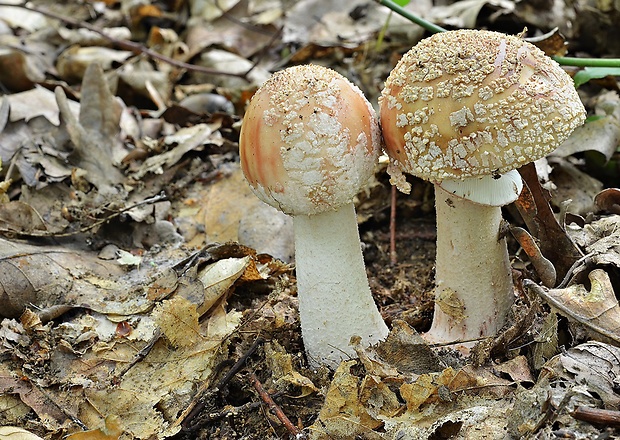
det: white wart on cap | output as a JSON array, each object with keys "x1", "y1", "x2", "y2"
[{"x1": 380, "y1": 29, "x2": 586, "y2": 192}]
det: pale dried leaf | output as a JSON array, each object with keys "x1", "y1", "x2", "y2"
[
  {"x1": 427, "y1": 0, "x2": 515, "y2": 28},
  {"x1": 131, "y1": 124, "x2": 217, "y2": 179},
  {"x1": 493, "y1": 356, "x2": 535, "y2": 385},
  {"x1": 0, "y1": 374, "x2": 67, "y2": 431},
  {"x1": 264, "y1": 341, "x2": 317, "y2": 398},
  {"x1": 80, "y1": 306, "x2": 241, "y2": 439},
  {"x1": 553, "y1": 115, "x2": 620, "y2": 161},
  {"x1": 198, "y1": 256, "x2": 250, "y2": 315},
  {"x1": 65, "y1": 415, "x2": 123, "y2": 440},
  {"x1": 57, "y1": 63, "x2": 126, "y2": 193},
  {"x1": 0, "y1": 201, "x2": 47, "y2": 234},
  {"x1": 115, "y1": 249, "x2": 142, "y2": 267},
  {"x1": 548, "y1": 157, "x2": 603, "y2": 215},
  {"x1": 531, "y1": 269, "x2": 620, "y2": 345},
  {"x1": 153, "y1": 296, "x2": 201, "y2": 348},
  {"x1": 559, "y1": 341, "x2": 620, "y2": 408},
  {"x1": 0, "y1": 0, "x2": 47, "y2": 31},
  {"x1": 201, "y1": 165, "x2": 263, "y2": 244},
  {"x1": 0, "y1": 426, "x2": 45, "y2": 440},
  {"x1": 310, "y1": 360, "x2": 382, "y2": 439},
  {"x1": 56, "y1": 46, "x2": 132, "y2": 83},
  {"x1": 0, "y1": 238, "x2": 151, "y2": 318},
  {"x1": 190, "y1": 0, "x2": 240, "y2": 21},
  {"x1": 5, "y1": 86, "x2": 79, "y2": 125}
]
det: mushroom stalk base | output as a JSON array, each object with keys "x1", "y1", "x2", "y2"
[
  {"x1": 427, "y1": 186, "x2": 514, "y2": 345},
  {"x1": 294, "y1": 203, "x2": 389, "y2": 368}
]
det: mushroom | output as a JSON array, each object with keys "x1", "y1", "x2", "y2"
[
  {"x1": 380, "y1": 30, "x2": 586, "y2": 346},
  {"x1": 239, "y1": 64, "x2": 389, "y2": 367}
]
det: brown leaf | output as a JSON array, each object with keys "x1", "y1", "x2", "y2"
[
  {"x1": 595, "y1": 188, "x2": 620, "y2": 214},
  {"x1": 526, "y1": 269, "x2": 620, "y2": 345},
  {"x1": 0, "y1": 201, "x2": 47, "y2": 234},
  {"x1": 57, "y1": 63, "x2": 125, "y2": 194},
  {"x1": 374, "y1": 320, "x2": 443, "y2": 374},
  {"x1": 516, "y1": 162, "x2": 583, "y2": 278},
  {"x1": 65, "y1": 415, "x2": 123, "y2": 440},
  {"x1": 0, "y1": 49, "x2": 45, "y2": 92},
  {"x1": 0, "y1": 374, "x2": 68, "y2": 429},
  {"x1": 0, "y1": 238, "x2": 141, "y2": 318}
]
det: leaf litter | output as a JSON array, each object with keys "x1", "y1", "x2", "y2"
[{"x1": 0, "y1": 0, "x2": 619, "y2": 439}]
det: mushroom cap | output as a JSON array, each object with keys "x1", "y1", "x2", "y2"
[
  {"x1": 380, "y1": 29, "x2": 586, "y2": 185},
  {"x1": 240, "y1": 64, "x2": 381, "y2": 216}
]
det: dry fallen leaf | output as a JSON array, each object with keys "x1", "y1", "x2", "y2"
[
  {"x1": 65, "y1": 415, "x2": 123, "y2": 440},
  {"x1": 57, "y1": 63, "x2": 126, "y2": 194},
  {"x1": 0, "y1": 236, "x2": 170, "y2": 319},
  {"x1": 0, "y1": 373, "x2": 69, "y2": 431},
  {"x1": 558, "y1": 341, "x2": 620, "y2": 409},
  {"x1": 310, "y1": 360, "x2": 388, "y2": 439},
  {"x1": 77, "y1": 305, "x2": 241, "y2": 439},
  {"x1": 0, "y1": 426, "x2": 45, "y2": 440},
  {"x1": 538, "y1": 341, "x2": 620, "y2": 412},
  {"x1": 264, "y1": 341, "x2": 318, "y2": 398},
  {"x1": 526, "y1": 269, "x2": 620, "y2": 345}
]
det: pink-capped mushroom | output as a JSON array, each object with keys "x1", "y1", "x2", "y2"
[
  {"x1": 239, "y1": 64, "x2": 389, "y2": 367},
  {"x1": 380, "y1": 30, "x2": 586, "y2": 347}
]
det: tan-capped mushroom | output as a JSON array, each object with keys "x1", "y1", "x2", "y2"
[
  {"x1": 380, "y1": 29, "x2": 586, "y2": 347},
  {"x1": 240, "y1": 64, "x2": 389, "y2": 367}
]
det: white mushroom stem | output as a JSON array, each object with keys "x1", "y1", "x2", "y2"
[
  {"x1": 293, "y1": 202, "x2": 389, "y2": 368},
  {"x1": 426, "y1": 185, "x2": 515, "y2": 345}
]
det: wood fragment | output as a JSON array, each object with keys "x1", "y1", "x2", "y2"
[
  {"x1": 572, "y1": 406, "x2": 620, "y2": 427},
  {"x1": 179, "y1": 337, "x2": 264, "y2": 431},
  {"x1": 511, "y1": 226, "x2": 556, "y2": 287},
  {"x1": 249, "y1": 372, "x2": 304, "y2": 438},
  {"x1": 390, "y1": 185, "x2": 397, "y2": 265}
]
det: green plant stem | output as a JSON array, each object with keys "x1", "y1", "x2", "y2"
[
  {"x1": 552, "y1": 57, "x2": 620, "y2": 68},
  {"x1": 375, "y1": 11, "x2": 393, "y2": 52},
  {"x1": 375, "y1": 0, "x2": 446, "y2": 34},
  {"x1": 375, "y1": 0, "x2": 620, "y2": 70}
]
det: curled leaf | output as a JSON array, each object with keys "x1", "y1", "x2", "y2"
[{"x1": 526, "y1": 269, "x2": 620, "y2": 344}]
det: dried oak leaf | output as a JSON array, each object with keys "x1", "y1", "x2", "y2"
[
  {"x1": 526, "y1": 269, "x2": 620, "y2": 345},
  {"x1": 264, "y1": 340, "x2": 318, "y2": 398},
  {"x1": 0, "y1": 237, "x2": 140, "y2": 318},
  {"x1": 540, "y1": 341, "x2": 620, "y2": 409},
  {"x1": 310, "y1": 359, "x2": 398, "y2": 439},
  {"x1": 517, "y1": 162, "x2": 583, "y2": 278},
  {"x1": 57, "y1": 63, "x2": 125, "y2": 194},
  {"x1": 0, "y1": 373, "x2": 68, "y2": 430}
]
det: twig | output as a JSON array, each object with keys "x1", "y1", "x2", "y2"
[
  {"x1": 389, "y1": 185, "x2": 397, "y2": 265},
  {"x1": 112, "y1": 328, "x2": 162, "y2": 384},
  {"x1": 0, "y1": 191, "x2": 167, "y2": 238},
  {"x1": 179, "y1": 337, "x2": 264, "y2": 431},
  {"x1": 556, "y1": 252, "x2": 595, "y2": 288},
  {"x1": 0, "y1": 2, "x2": 248, "y2": 79},
  {"x1": 572, "y1": 406, "x2": 620, "y2": 427},
  {"x1": 249, "y1": 372, "x2": 303, "y2": 438}
]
